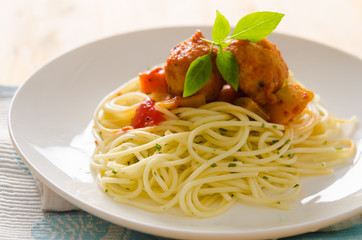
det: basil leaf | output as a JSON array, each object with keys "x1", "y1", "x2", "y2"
[
  {"x1": 212, "y1": 10, "x2": 230, "y2": 44},
  {"x1": 216, "y1": 49, "x2": 239, "y2": 91},
  {"x1": 183, "y1": 53, "x2": 212, "y2": 97},
  {"x1": 231, "y1": 11, "x2": 284, "y2": 42}
]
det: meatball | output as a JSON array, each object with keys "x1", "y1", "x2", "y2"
[
  {"x1": 165, "y1": 30, "x2": 224, "y2": 102},
  {"x1": 225, "y1": 38, "x2": 288, "y2": 106}
]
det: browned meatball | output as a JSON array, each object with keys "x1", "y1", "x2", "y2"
[
  {"x1": 225, "y1": 38, "x2": 288, "y2": 106},
  {"x1": 165, "y1": 30, "x2": 224, "y2": 102}
]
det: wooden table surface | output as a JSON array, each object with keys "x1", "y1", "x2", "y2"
[{"x1": 1, "y1": 0, "x2": 362, "y2": 86}]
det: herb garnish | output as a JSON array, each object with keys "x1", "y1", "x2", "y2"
[
  {"x1": 228, "y1": 163, "x2": 237, "y2": 167},
  {"x1": 183, "y1": 10, "x2": 284, "y2": 97},
  {"x1": 155, "y1": 143, "x2": 162, "y2": 151}
]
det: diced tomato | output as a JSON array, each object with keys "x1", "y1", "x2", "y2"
[
  {"x1": 131, "y1": 98, "x2": 163, "y2": 128},
  {"x1": 139, "y1": 67, "x2": 168, "y2": 94}
]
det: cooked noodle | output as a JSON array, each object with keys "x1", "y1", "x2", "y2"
[{"x1": 91, "y1": 76, "x2": 356, "y2": 218}]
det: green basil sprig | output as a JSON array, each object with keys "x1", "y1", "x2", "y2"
[{"x1": 183, "y1": 11, "x2": 284, "y2": 97}]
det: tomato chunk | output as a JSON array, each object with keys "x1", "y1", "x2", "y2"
[
  {"x1": 139, "y1": 67, "x2": 168, "y2": 94},
  {"x1": 265, "y1": 84, "x2": 314, "y2": 124},
  {"x1": 131, "y1": 98, "x2": 163, "y2": 128}
]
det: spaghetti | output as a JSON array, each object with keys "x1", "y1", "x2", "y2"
[{"x1": 91, "y1": 76, "x2": 356, "y2": 218}]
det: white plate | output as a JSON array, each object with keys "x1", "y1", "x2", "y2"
[{"x1": 9, "y1": 26, "x2": 362, "y2": 240}]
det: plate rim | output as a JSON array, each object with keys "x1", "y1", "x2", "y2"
[{"x1": 8, "y1": 26, "x2": 362, "y2": 240}]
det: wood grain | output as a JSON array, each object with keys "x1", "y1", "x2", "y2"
[{"x1": 1, "y1": 0, "x2": 361, "y2": 86}]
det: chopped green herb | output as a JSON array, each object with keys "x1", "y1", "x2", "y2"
[
  {"x1": 293, "y1": 184, "x2": 299, "y2": 188},
  {"x1": 233, "y1": 157, "x2": 237, "y2": 162},
  {"x1": 287, "y1": 153, "x2": 294, "y2": 159},
  {"x1": 219, "y1": 128, "x2": 227, "y2": 132},
  {"x1": 194, "y1": 135, "x2": 204, "y2": 144},
  {"x1": 280, "y1": 155, "x2": 284, "y2": 158},
  {"x1": 276, "y1": 151, "x2": 280, "y2": 155},
  {"x1": 336, "y1": 147, "x2": 343, "y2": 151},
  {"x1": 277, "y1": 201, "x2": 281, "y2": 204},
  {"x1": 210, "y1": 163, "x2": 217, "y2": 167},
  {"x1": 111, "y1": 169, "x2": 117, "y2": 174},
  {"x1": 127, "y1": 161, "x2": 130, "y2": 165},
  {"x1": 272, "y1": 125, "x2": 277, "y2": 129},
  {"x1": 99, "y1": 131, "x2": 102, "y2": 135},
  {"x1": 153, "y1": 171, "x2": 157, "y2": 176},
  {"x1": 272, "y1": 139, "x2": 280, "y2": 143},
  {"x1": 323, "y1": 140, "x2": 328, "y2": 145},
  {"x1": 262, "y1": 176, "x2": 269, "y2": 180},
  {"x1": 105, "y1": 189, "x2": 108, "y2": 193},
  {"x1": 155, "y1": 143, "x2": 162, "y2": 151},
  {"x1": 194, "y1": 139, "x2": 203, "y2": 144},
  {"x1": 228, "y1": 163, "x2": 237, "y2": 167},
  {"x1": 134, "y1": 159, "x2": 139, "y2": 163},
  {"x1": 285, "y1": 139, "x2": 291, "y2": 144}
]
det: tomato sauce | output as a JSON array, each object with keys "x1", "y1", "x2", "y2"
[{"x1": 131, "y1": 98, "x2": 163, "y2": 128}]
